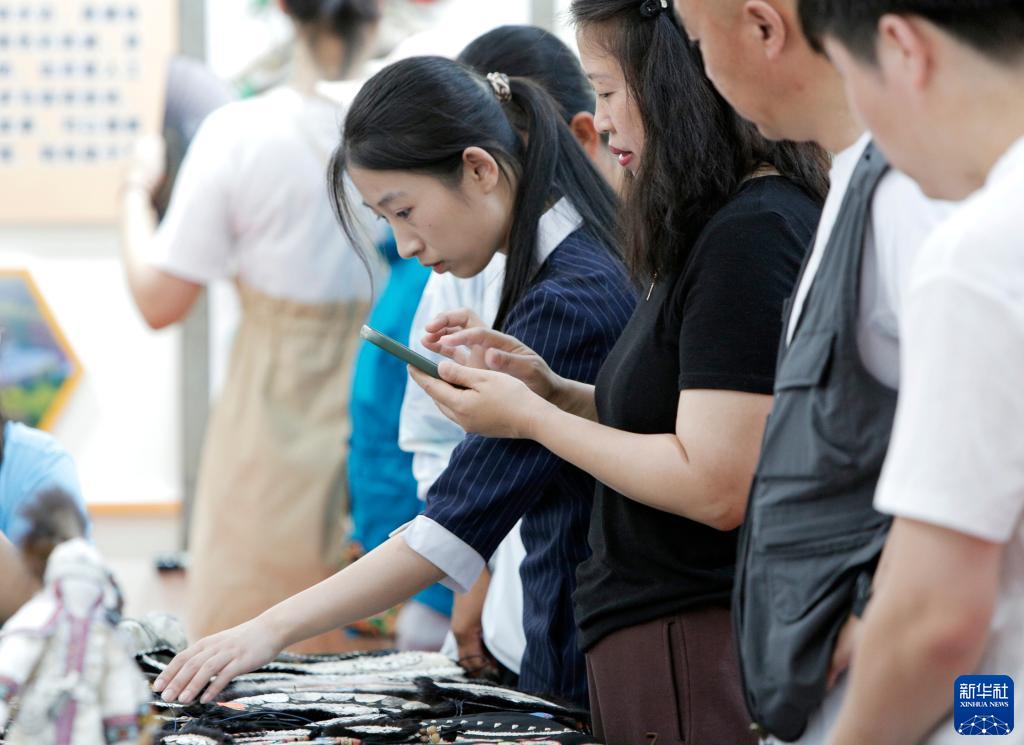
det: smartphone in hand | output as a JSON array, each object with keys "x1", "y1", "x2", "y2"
[{"x1": 360, "y1": 325, "x2": 441, "y2": 379}]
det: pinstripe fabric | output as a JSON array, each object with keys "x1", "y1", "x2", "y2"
[{"x1": 424, "y1": 230, "x2": 636, "y2": 704}]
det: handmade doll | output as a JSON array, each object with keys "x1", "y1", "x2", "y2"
[{"x1": 0, "y1": 490, "x2": 151, "y2": 744}]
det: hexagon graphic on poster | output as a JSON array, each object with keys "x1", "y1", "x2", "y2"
[{"x1": 0, "y1": 269, "x2": 82, "y2": 430}]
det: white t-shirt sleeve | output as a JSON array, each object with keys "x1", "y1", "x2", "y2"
[
  {"x1": 150, "y1": 107, "x2": 238, "y2": 283},
  {"x1": 875, "y1": 272, "x2": 1024, "y2": 543}
]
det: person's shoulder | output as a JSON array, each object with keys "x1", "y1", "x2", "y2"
[
  {"x1": 515, "y1": 233, "x2": 635, "y2": 327},
  {"x1": 541, "y1": 232, "x2": 630, "y2": 297},
  {"x1": 715, "y1": 175, "x2": 821, "y2": 228},
  {"x1": 192, "y1": 98, "x2": 251, "y2": 136},
  {"x1": 872, "y1": 169, "x2": 956, "y2": 246},
  {"x1": 692, "y1": 177, "x2": 819, "y2": 267},
  {"x1": 545, "y1": 229, "x2": 627, "y2": 280},
  {"x1": 196, "y1": 89, "x2": 312, "y2": 145},
  {"x1": 913, "y1": 177, "x2": 1024, "y2": 298},
  {"x1": 3, "y1": 421, "x2": 69, "y2": 462}
]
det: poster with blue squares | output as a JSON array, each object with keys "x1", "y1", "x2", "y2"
[
  {"x1": 0, "y1": 1, "x2": 175, "y2": 223},
  {"x1": 955, "y1": 675, "x2": 1014, "y2": 736}
]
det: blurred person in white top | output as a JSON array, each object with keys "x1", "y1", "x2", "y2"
[{"x1": 120, "y1": 0, "x2": 382, "y2": 653}]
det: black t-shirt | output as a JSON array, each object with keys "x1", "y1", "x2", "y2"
[{"x1": 574, "y1": 176, "x2": 821, "y2": 650}]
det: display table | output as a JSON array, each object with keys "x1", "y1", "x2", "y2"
[{"x1": 138, "y1": 649, "x2": 598, "y2": 745}]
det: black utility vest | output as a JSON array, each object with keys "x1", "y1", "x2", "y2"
[{"x1": 734, "y1": 143, "x2": 897, "y2": 742}]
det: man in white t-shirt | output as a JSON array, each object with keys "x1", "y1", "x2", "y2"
[
  {"x1": 796, "y1": 3, "x2": 1024, "y2": 744},
  {"x1": 671, "y1": 1, "x2": 950, "y2": 742}
]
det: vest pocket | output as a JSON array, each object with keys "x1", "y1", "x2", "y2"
[
  {"x1": 758, "y1": 329, "x2": 855, "y2": 476},
  {"x1": 774, "y1": 330, "x2": 834, "y2": 391},
  {"x1": 764, "y1": 526, "x2": 882, "y2": 623}
]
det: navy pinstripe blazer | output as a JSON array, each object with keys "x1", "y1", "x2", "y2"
[{"x1": 424, "y1": 230, "x2": 637, "y2": 704}]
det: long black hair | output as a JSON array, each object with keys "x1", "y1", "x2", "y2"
[
  {"x1": 571, "y1": 0, "x2": 831, "y2": 282},
  {"x1": 329, "y1": 55, "x2": 620, "y2": 330},
  {"x1": 457, "y1": 25, "x2": 596, "y2": 126}
]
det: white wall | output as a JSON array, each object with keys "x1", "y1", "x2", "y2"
[{"x1": 0, "y1": 228, "x2": 182, "y2": 506}]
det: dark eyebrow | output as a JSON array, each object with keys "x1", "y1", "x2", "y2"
[{"x1": 377, "y1": 192, "x2": 406, "y2": 208}]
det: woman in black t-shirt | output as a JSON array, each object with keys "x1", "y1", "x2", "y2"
[{"x1": 411, "y1": 2, "x2": 828, "y2": 742}]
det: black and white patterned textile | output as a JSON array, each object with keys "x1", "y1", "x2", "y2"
[{"x1": 136, "y1": 648, "x2": 598, "y2": 744}]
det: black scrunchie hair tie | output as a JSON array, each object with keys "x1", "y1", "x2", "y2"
[{"x1": 639, "y1": 0, "x2": 668, "y2": 19}]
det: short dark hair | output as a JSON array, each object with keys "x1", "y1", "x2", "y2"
[
  {"x1": 571, "y1": 0, "x2": 829, "y2": 282},
  {"x1": 799, "y1": 0, "x2": 1024, "y2": 63},
  {"x1": 457, "y1": 26, "x2": 596, "y2": 127},
  {"x1": 329, "y1": 56, "x2": 621, "y2": 331}
]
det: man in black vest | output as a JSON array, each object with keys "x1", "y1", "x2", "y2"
[
  {"x1": 799, "y1": 3, "x2": 1024, "y2": 745},
  {"x1": 671, "y1": 0, "x2": 951, "y2": 742}
]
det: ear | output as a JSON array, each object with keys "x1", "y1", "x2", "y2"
[
  {"x1": 877, "y1": 14, "x2": 933, "y2": 90},
  {"x1": 741, "y1": 1, "x2": 788, "y2": 61},
  {"x1": 461, "y1": 146, "x2": 502, "y2": 194},
  {"x1": 569, "y1": 112, "x2": 601, "y2": 158}
]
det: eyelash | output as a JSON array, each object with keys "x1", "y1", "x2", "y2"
[
  {"x1": 395, "y1": 209, "x2": 412, "y2": 220},
  {"x1": 598, "y1": 92, "x2": 613, "y2": 100}
]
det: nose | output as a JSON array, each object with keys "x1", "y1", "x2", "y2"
[
  {"x1": 593, "y1": 100, "x2": 614, "y2": 137},
  {"x1": 393, "y1": 225, "x2": 424, "y2": 260}
]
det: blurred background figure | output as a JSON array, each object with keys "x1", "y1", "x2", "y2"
[
  {"x1": 344, "y1": 232, "x2": 453, "y2": 652},
  {"x1": 151, "y1": 56, "x2": 238, "y2": 220},
  {"x1": 119, "y1": 0, "x2": 382, "y2": 651},
  {"x1": 0, "y1": 403, "x2": 88, "y2": 553}
]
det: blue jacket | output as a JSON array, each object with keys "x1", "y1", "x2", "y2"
[{"x1": 348, "y1": 236, "x2": 451, "y2": 617}]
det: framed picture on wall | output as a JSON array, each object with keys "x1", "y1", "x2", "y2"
[{"x1": 0, "y1": 268, "x2": 81, "y2": 430}]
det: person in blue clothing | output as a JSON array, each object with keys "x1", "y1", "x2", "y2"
[
  {"x1": 0, "y1": 407, "x2": 89, "y2": 621},
  {"x1": 0, "y1": 409, "x2": 87, "y2": 548},
  {"x1": 346, "y1": 233, "x2": 452, "y2": 649},
  {"x1": 155, "y1": 54, "x2": 635, "y2": 707}
]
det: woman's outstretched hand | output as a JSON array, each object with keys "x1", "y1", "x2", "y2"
[
  {"x1": 409, "y1": 361, "x2": 549, "y2": 440},
  {"x1": 152, "y1": 615, "x2": 285, "y2": 704}
]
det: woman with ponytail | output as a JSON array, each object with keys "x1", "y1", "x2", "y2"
[
  {"x1": 154, "y1": 55, "x2": 636, "y2": 706},
  {"x1": 409, "y1": 2, "x2": 829, "y2": 741}
]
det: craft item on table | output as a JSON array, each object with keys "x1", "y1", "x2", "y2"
[
  {"x1": 412, "y1": 680, "x2": 587, "y2": 720},
  {"x1": 140, "y1": 646, "x2": 596, "y2": 744},
  {"x1": 416, "y1": 713, "x2": 597, "y2": 743},
  {"x1": 0, "y1": 491, "x2": 151, "y2": 745},
  {"x1": 118, "y1": 612, "x2": 189, "y2": 656}
]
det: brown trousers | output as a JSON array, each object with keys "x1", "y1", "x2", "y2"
[{"x1": 586, "y1": 605, "x2": 757, "y2": 745}]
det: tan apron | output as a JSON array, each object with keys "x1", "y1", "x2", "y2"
[{"x1": 186, "y1": 283, "x2": 369, "y2": 653}]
